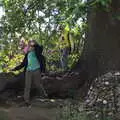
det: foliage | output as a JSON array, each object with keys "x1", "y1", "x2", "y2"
[
  {"x1": 0, "y1": 49, "x2": 24, "y2": 73},
  {"x1": 0, "y1": 0, "x2": 112, "y2": 72},
  {"x1": 0, "y1": 0, "x2": 87, "y2": 72},
  {"x1": 0, "y1": 0, "x2": 114, "y2": 72}
]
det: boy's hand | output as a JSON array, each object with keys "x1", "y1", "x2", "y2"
[{"x1": 10, "y1": 68, "x2": 15, "y2": 72}]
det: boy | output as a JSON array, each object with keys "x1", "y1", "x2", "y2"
[{"x1": 12, "y1": 40, "x2": 47, "y2": 106}]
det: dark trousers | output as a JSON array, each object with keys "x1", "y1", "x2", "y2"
[{"x1": 24, "y1": 69, "x2": 47, "y2": 102}]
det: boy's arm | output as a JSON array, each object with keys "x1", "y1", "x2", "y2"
[
  {"x1": 37, "y1": 55, "x2": 46, "y2": 73},
  {"x1": 41, "y1": 55, "x2": 46, "y2": 73}
]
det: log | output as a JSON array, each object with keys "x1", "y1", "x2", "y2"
[{"x1": 0, "y1": 72, "x2": 85, "y2": 99}]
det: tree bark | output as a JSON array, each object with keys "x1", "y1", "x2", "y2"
[{"x1": 74, "y1": 0, "x2": 120, "y2": 83}]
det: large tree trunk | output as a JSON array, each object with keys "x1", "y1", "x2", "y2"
[{"x1": 74, "y1": 0, "x2": 120, "y2": 84}]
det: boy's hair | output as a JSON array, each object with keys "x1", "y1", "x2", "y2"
[{"x1": 29, "y1": 39, "x2": 37, "y2": 44}]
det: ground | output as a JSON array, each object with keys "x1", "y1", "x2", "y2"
[
  {"x1": 0, "y1": 72, "x2": 83, "y2": 120},
  {"x1": 0, "y1": 99, "x2": 61, "y2": 120}
]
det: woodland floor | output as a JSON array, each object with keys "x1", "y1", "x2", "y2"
[
  {"x1": 0, "y1": 72, "x2": 83, "y2": 120},
  {"x1": 0, "y1": 98, "x2": 63, "y2": 120}
]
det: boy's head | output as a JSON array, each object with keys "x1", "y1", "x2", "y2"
[
  {"x1": 28, "y1": 40, "x2": 37, "y2": 51},
  {"x1": 28, "y1": 40, "x2": 37, "y2": 46},
  {"x1": 28, "y1": 40, "x2": 43, "y2": 54}
]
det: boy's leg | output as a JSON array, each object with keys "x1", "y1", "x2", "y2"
[
  {"x1": 24, "y1": 71, "x2": 32, "y2": 102},
  {"x1": 33, "y1": 70, "x2": 48, "y2": 97}
]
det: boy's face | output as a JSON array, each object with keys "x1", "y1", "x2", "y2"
[
  {"x1": 28, "y1": 41, "x2": 35, "y2": 51},
  {"x1": 29, "y1": 40, "x2": 36, "y2": 46}
]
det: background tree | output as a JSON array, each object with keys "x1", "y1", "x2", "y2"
[{"x1": 0, "y1": 0, "x2": 87, "y2": 72}]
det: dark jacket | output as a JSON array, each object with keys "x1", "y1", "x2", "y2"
[{"x1": 13, "y1": 44, "x2": 46, "y2": 73}]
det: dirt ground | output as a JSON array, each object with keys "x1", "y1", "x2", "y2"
[{"x1": 0, "y1": 99, "x2": 61, "y2": 120}]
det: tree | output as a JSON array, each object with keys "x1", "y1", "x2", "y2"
[{"x1": 74, "y1": 0, "x2": 120, "y2": 88}]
